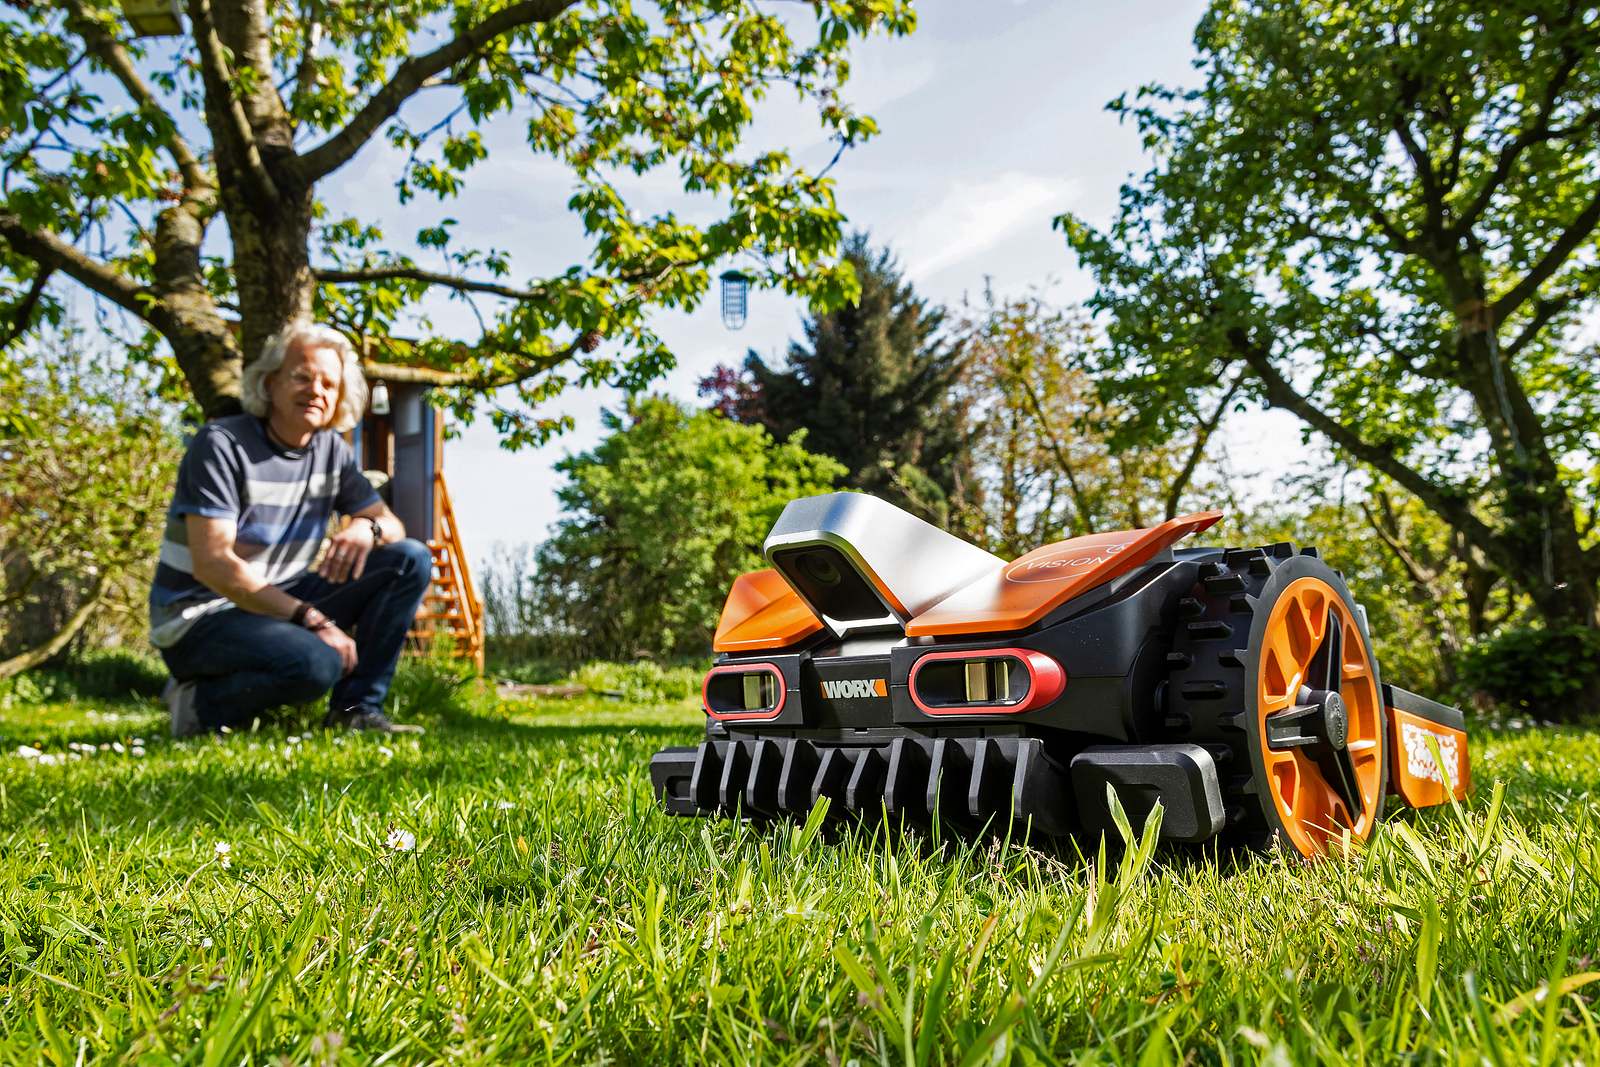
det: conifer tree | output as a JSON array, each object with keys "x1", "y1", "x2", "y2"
[{"x1": 707, "y1": 235, "x2": 973, "y2": 525}]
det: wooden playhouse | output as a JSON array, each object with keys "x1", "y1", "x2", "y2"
[{"x1": 349, "y1": 380, "x2": 484, "y2": 673}]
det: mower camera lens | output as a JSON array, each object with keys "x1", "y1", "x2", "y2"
[
  {"x1": 772, "y1": 545, "x2": 887, "y2": 621},
  {"x1": 798, "y1": 550, "x2": 843, "y2": 587}
]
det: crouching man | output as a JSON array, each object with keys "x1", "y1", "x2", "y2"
[{"x1": 150, "y1": 322, "x2": 430, "y2": 737}]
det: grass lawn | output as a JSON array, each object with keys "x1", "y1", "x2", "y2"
[{"x1": 1, "y1": 657, "x2": 1598, "y2": 1064}]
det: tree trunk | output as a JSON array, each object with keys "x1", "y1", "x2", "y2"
[
  {"x1": 148, "y1": 200, "x2": 242, "y2": 417},
  {"x1": 1452, "y1": 325, "x2": 1600, "y2": 629},
  {"x1": 179, "y1": 0, "x2": 313, "y2": 399},
  {"x1": 227, "y1": 184, "x2": 315, "y2": 378}
]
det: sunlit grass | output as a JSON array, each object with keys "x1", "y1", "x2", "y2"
[{"x1": 1, "y1": 660, "x2": 1597, "y2": 1063}]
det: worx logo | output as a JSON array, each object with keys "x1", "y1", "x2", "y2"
[{"x1": 820, "y1": 678, "x2": 888, "y2": 700}]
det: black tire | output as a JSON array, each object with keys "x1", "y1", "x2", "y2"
[{"x1": 1164, "y1": 544, "x2": 1389, "y2": 855}]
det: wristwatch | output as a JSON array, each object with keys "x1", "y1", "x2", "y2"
[
  {"x1": 292, "y1": 602, "x2": 333, "y2": 631},
  {"x1": 365, "y1": 516, "x2": 384, "y2": 547}
]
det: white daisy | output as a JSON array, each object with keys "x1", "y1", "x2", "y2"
[
  {"x1": 214, "y1": 841, "x2": 233, "y2": 869},
  {"x1": 385, "y1": 828, "x2": 417, "y2": 852}
]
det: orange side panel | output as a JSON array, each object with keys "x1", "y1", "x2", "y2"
[
  {"x1": 713, "y1": 569, "x2": 825, "y2": 652},
  {"x1": 905, "y1": 511, "x2": 1223, "y2": 637},
  {"x1": 1388, "y1": 708, "x2": 1471, "y2": 807}
]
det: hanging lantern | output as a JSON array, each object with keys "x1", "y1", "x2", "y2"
[
  {"x1": 120, "y1": 0, "x2": 184, "y2": 36},
  {"x1": 369, "y1": 380, "x2": 391, "y2": 416},
  {"x1": 719, "y1": 270, "x2": 750, "y2": 331}
]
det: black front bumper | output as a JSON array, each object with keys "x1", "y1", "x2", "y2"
[{"x1": 650, "y1": 735, "x2": 1225, "y2": 842}]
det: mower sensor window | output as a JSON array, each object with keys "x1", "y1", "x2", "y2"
[
  {"x1": 705, "y1": 668, "x2": 781, "y2": 715},
  {"x1": 771, "y1": 546, "x2": 887, "y2": 622},
  {"x1": 914, "y1": 656, "x2": 1028, "y2": 708}
]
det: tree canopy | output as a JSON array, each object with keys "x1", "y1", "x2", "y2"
[
  {"x1": 0, "y1": 0, "x2": 912, "y2": 440},
  {"x1": 1061, "y1": 0, "x2": 1600, "y2": 628},
  {"x1": 530, "y1": 396, "x2": 842, "y2": 659},
  {"x1": 951, "y1": 287, "x2": 1237, "y2": 557}
]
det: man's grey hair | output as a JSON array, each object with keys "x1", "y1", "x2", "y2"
[{"x1": 240, "y1": 322, "x2": 368, "y2": 432}]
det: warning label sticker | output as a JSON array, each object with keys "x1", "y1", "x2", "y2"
[{"x1": 1401, "y1": 721, "x2": 1461, "y2": 786}]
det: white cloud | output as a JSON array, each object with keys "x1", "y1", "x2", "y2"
[{"x1": 901, "y1": 172, "x2": 1079, "y2": 282}]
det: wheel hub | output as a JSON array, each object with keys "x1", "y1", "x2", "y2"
[
  {"x1": 1321, "y1": 691, "x2": 1347, "y2": 749},
  {"x1": 1263, "y1": 688, "x2": 1347, "y2": 751}
]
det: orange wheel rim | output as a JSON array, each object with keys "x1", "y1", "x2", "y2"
[{"x1": 1255, "y1": 577, "x2": 1383, "y2": 855}]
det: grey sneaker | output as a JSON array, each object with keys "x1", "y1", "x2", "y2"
[
  {"x1": 164, "y1": 677, "x2": 202, "y2": 738},
  {"x1": 322, "y1": 705, "x2": 424, "y2": 735}
]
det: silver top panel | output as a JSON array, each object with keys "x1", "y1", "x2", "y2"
[{"x1": 764, "y1": 492, "x2": 1004, "y2": 631}]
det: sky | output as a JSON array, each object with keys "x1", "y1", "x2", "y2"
[{"x1": 317, "y1": 0, "x2": 1307, "y2": 569}]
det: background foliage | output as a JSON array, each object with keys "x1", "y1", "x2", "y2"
[
  {"x1": 702, "y1": 233, "x2": 974, "y2": 528},
  {"x1": 951, "y1": 286, "x2": 1236, "y2": 556},
  {"x1": 1060, "y1": 0, "x2": 1600, "y2": 652},
  {"x1": 519, "y1": 396, "x2": 842, "y2": 661},
  {"x1": 0, "y1": 332, "x2": 180, "y2": 673}
]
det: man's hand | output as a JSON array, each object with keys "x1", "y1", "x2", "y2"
[
  {"x1": 314, "y1": 620, "x2": 358, "y2": 675},
  {"x1": 318, "y1": 519, "x2": 376, "y2": 583}
]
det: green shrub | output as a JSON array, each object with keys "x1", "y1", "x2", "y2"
[
  {"x1": 530, "y1": 397, "x2": 843, "y2": 661},
  {"x1": 570, "y1": 660, "x2": 705, "y2": 704},
  {"x1": 484, "y1": 635, "x2": 576, "y2": 685},
  {"x1": 1457, "y1": 625, "x2": 1600, "y2": 721},
  {"x1": 0, "y1": 648, "x2": 166, "y2": 707},
  {"x1": 387, "y1": 652, "x2": 478, "y2": 724},
  {"x1": 60, "y1": 648, "x2": 168, "y2": 699}
]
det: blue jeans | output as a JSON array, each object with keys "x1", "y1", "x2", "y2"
[{"x1": 159, "y1": 539, "x2": 433, "y2": 731}]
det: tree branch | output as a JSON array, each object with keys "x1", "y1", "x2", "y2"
[
  {"x1": 1504, "y1": 290, "x2": 1579, "y2": 358},
  {"x1": 1366, "y1": 206, "x2": 1417, "y2": 255},
  {"x1": 292, "y1": 4, "x2": 324, "y2": 118},
  {"x1": 1361, "y1": 491, "x2": 1466, "y2": 663},
  {"x1": 0, "y1": 213, "x2": 152, "y2": 320},
  {"x1": 1491, "y1": 185, "x2": 1600, "y2": 322},
  {"x1": 62, "y1": 0, "x2": 212, "y2": 195},
  {"x1": 1390, "y1": 111, "x2": 1446, "y2": 238},
  {"x1": 1, "y1": 266, "x2": 55, "y2": 349},
  {"x1": 316, "y1": 265, "x2": 548, "y2": 302},
  {"x1": 186, "y1": 0, "x2": 279, "y2": 204},
  {"x1": 361, "y1": 335, "x2": 582, "y2": 389},
  {"x1": 0, "y1": 570, "x2": 113, "y2": 681},
  {"x1": 1365, "y1": 489, "x2": 1437, "y2": 587},
  {"x1": 297, "y1": 0, "x2": 580, "y2": 182},
  {"x1": 1163, "y1": 370, "x2": 1242, "y2": 520},
  {"x1": 1451, "y1": 48, "x2": 1586, "y2": 236},
  {"x1": 1226, "y1": 327, "x2": 1511, "y2": 569},
  {"x1": 1015, "y1": 374, "x2": 1092, "y2": 533}
]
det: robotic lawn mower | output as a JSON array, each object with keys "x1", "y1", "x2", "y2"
[{"x1": 651, "y1": 493, "x2": 1470, "y2": 857}]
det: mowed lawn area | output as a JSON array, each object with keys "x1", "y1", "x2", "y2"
[{"x1": 1, "y1": 658, "x2": 1598, "y2": 1064}]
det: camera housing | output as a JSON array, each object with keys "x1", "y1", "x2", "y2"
[{"x1": 763, "y1": 492, "x2": 1003, "y2": 637}]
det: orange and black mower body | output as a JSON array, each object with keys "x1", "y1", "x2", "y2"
[{"x1": 650, "y1": 493, "x2": 1471, "y2": 857}]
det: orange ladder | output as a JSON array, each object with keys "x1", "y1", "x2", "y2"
[{"x1": 406, "y1": 473, "x2": 485, "y2": 673}]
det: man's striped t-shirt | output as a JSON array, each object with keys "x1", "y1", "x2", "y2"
[{"x1": 148, "y1": 414, "x2": 380, "y2": 648}]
